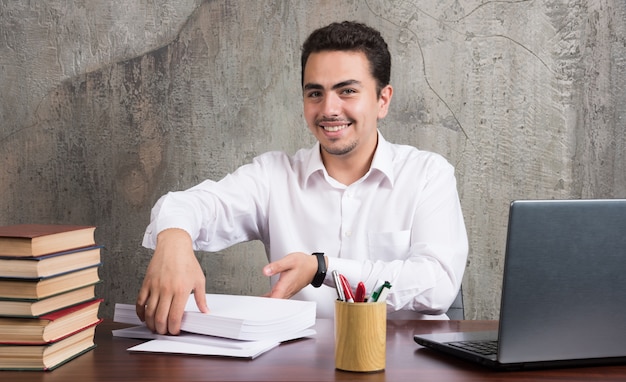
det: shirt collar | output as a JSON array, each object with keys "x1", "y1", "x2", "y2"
[
  {"x1": 303, "y1": 142, "x2": 325, "y2": 187},
  {"x1": 370, "y1": 131, "x2": 395, "y2": 187},
  {"x1": 303, "y1": 130, "x2": 395, "y2": 188}
]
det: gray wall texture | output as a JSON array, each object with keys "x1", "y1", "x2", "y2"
[{"x1": 1, "y1": 1, "x2": 625, "y2": 320}]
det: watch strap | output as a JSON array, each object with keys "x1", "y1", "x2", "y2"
[{"x1": 311, "y1": 252, "x2": 326, "y2": 288}]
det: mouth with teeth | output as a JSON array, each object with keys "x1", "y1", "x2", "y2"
[
  {"x1": 318, "y1": 117, "x2": 353, "y2": 134},
  {"x1": 322, "y1": 124, "x2": 350, "y2": 132}
]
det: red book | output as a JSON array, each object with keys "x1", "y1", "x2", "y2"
[
  {"x1": 0, "y1": 323, "x2": 99, "y2": 370},
  {"x1": 0, "y1": 298, "x2": 103, "y2": 344},
  {"x1": 0, "y1": 224, "x2": 96, "y2": 257}
]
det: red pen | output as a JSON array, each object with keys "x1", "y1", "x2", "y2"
[
  {"x1": 355, "y1": 282, "x2": 366, "y2": 303},
  {"x1": 339, "y1": 274, "x2": 355, "y2": 303}
]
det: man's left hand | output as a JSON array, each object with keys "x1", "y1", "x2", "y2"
[{"x1": 263, "y1": 252, "x2": 322, "y2": 298}]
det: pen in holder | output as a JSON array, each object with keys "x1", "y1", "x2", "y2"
[{"x1": 334, "y1": 300, "x2": 386, "y2": 372}]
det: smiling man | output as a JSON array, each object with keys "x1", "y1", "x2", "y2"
[
  {"x1": 302, "y1": 49, "x2": 391, "y2": 185},
  {"x1": 137, "y1": 21, "x2": 468, "y2": 335}
]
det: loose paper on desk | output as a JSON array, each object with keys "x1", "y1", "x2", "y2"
[
  {"x1": 112, "y1": 325, "x2": 315, "y2": 359},
  {"x1": 114, "y1": 293, "x2": 316, "y2": 341}
]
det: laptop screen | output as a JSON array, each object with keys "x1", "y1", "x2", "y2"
[{"x1": 497, "y1": 199, "x2": 626, "y2": 363}]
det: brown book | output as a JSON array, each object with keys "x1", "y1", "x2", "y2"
[
  {"x1": 0, "y1": 246, "x2": 102, "y2": 278},
  {"x1": 0, "y1": 285, "x2": 96, "y2": 317},
  {"x1": 0, "y1": 224, "x2": 96, "y2": 257},
  {"x1": 0, "y1": 299, "x2": 103, "y2": 344},
  {"x1": 0, "y1": 266, "x2": 100, "y2": 299},
  {"x1": 0, "y1": 324, "x2": 97, "y2": 370}
]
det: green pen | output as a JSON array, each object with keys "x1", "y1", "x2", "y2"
[
  {"x1": 370, "y1": 281, "x2": 391, "y2": 302},
  {"x1": 375, "y1": 282, "x2": 392, "y2": 302},
  {"x1": 369, "y1": 280, "x2": 384, "y2": 302}
]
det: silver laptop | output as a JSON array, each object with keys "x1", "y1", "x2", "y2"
[{"x1": 414, "y1": 199, "x2": 626, "y2": 370}]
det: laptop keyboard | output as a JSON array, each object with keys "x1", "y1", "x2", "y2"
[{"x1": 447, "y1": 340, "x2": 498, "y2": 356}]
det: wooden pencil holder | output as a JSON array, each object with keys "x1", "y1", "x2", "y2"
[{"x1": 334, "y1": 300, "x2": 386, "y2": 372}]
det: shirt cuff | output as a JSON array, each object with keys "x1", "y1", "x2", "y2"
[
  {"x1": 325, "y1": 257, "x2": 363, "y2": 288},
  {"x1": 141, "y1": 192, "x2": 198, "y2": 249}
]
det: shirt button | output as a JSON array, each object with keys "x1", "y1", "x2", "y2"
[{"x1": 345, "y1": 231, "x2": 352, "y2": 237}]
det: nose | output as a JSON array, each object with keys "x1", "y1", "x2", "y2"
[{"x1": 321, "y1": 92, "x2": 341, "y2": 118}]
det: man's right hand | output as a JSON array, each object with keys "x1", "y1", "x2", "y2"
[{"x1": 135, "y1": 228, "x2": 209, "y2": 335}]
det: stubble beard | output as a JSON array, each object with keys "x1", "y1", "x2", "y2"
[{"x1": 321, "y1": 138, "x2": 358, "y2": 156}]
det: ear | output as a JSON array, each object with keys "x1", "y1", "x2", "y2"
[{"x1": 377, "y1": 85, "x2": 393, "y2": 119}]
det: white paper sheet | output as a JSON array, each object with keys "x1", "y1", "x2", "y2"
[{"x1": 113, "y1": 325, "x2": 316, "y2": 359}]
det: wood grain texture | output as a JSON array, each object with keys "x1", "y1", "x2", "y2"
[
  {"x1": 3, "y1": 319, "x2": 626, "y2": 381},
  {"x1": 334, "y1": 301, "x2": 386, "y2": 372}
]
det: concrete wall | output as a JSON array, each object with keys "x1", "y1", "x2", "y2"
[{"x1": 1, "y1": 1, "x2": 624, "y2": 319}]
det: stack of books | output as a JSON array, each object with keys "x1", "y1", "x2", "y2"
[{"x1": 0, "y1": 224, "x2": 103, "y2": 371}]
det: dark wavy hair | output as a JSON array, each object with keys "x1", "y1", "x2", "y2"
[{"x1": 301, "y1": 21, "x2": 391, "y2": 97}]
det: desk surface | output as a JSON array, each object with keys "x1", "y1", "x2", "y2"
[{"x1": 3, "y1": 319, "x2": 626, "y2": 381}]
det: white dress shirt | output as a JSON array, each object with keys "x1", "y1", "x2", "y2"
[{"x1": 142, "y1": 132, "x2": 468, "y2": 318}]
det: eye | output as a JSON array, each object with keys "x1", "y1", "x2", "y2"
[
  {"x1": 306, "y1": 91, "x2": 322, "y2": 98},
  {"x1": 341, "y1": 88, "x2": 357, "y2": 95}
]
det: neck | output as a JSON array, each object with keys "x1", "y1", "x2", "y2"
[{"x1": 321, "y1": 138, "x2": 378, "y2": 186}]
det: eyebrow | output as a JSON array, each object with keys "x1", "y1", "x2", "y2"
[{"x1": 303, "y1": 79, "x2": 362, "y2": 91}]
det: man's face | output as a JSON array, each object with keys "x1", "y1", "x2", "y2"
[{"x1": 302, "y1": 50, "x2": 392, "y2": 161}]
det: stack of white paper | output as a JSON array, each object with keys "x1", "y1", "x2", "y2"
[{"x1": 113, "y1": 294, "x2": 316, "y2": 358}]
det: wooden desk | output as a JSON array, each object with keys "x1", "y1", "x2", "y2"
[{"x1": 3, "y1": 319, "x2": 626, "y2": 381}]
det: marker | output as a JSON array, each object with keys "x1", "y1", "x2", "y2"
[
  {"x1": 332, "y1": 270, "x2": 345, "y2": 301},
  {"x1": 369, "y1": 280, "x2": 385, "y2": 302},
  {"x1": 355, "y1": 282, "x2": 366, "y2": 303},
  {"x1": 374, "y1": 283, "x2": 391, "y2": 302},
  {"x1": 370, "y1": 281, "x2": 391, "y2": 302},
  {"x1": 339, "y1": 274, "x2": 355, "y2": 303}
]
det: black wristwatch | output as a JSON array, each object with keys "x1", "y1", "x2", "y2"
[{"x1": 311, "y1": 252, "x2": 326, "y2": 288}]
